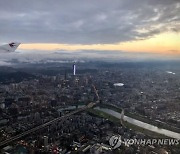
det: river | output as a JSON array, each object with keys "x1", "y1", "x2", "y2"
[{"x1": 95, "y1": 107, "x2": 180, "y2": 139}]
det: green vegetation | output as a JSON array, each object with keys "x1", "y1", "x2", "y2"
[
  {"x1": 88, "y1": 108, "x2": 170, "y2": 139},
  {"x1": 87, "y1": 108, "x2": 121, "y2": 124},
  {"x1": 126, "y1": 112, "x2": 180, "y2": 133},
  {"x1": 98, "y1": 103, "x2": 122, "y2": 113},
  {"x1": 71, "y1": 102, "x2": 87, "y2": 106},
  {"x1": 123, "y1": 121, "x2": 167, "y2": 139},
  {"x1": 97, "y1": 104, "x2": 180, "y2": 133}
]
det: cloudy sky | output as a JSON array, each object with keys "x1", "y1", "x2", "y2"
[{"x1": 0, "y1": 0, "x2": 180, "y2": 63}]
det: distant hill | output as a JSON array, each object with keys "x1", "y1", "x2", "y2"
[{"x1": 0, "y1": 71, "x2": 35, "y2": 84}]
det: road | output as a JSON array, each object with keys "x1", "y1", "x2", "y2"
[{"x1": 0, "y1": 102, "x2": 97, "y2": 148}]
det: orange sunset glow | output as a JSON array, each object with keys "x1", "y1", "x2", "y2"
[{"x1": 20, "y1": 32, "x2": 180, "y2": 55}]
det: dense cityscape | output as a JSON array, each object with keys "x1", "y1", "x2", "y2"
[
  {"x1": 0, "y1": 0, "x2": 180, "y2": 153},
  {"x1": 0, "y1": 62, "x2": 180, "y2": 153}
]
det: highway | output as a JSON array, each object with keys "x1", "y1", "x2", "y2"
[{"x1": 0, "y1": 102, "x2": 97, "y2": 148}]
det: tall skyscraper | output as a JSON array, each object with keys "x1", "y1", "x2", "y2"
[{"x1": 73, "y1": 63, "x2": 76, "y2": 76}]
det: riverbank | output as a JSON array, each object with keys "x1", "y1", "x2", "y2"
[
  {"x1": 57, "y1": 103, "x2": 180, "y2": 138},
  {"x1": 87, "y1": 108, "x2": 167, "y2": 139},
  {"x1": 99, "y1": 103, "x2": 180, "y2": 133}
]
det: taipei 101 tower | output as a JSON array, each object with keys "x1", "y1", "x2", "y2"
[{"x1": 73, "y1": 62, "x2": 76, "y2": 76}]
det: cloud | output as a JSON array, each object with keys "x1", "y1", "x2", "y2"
[
  {"x1": 0, "y1": 60, "x2": 12, "y2": 66},
  {"x1": 168, "y1": 50, "x2": 180, "y2": 54},
  {"x1": 0, "y1": 0, "x2": 179, "y2": 44},
  {"x1": 0, "y1": 49, "x2": 179, "y2": 65}
]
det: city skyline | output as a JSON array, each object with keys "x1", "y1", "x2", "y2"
[{"x1": 0, "y1": 1, "x2": 180, "y2": 153}]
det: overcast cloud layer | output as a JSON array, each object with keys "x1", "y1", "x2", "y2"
[
  {"x1": 0, "y1": 0, "x2": 180, "y2": 44},
  {"x1": 0, "y1": 50, "x2": 179, "y2": 66}
]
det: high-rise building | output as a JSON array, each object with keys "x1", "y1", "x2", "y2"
[
  {"x1": 43, "y1": 136, "x2": 48, "y2": 147},
  {"x1": 73, "y1": 63, "x2": 76, "y2": 76}
]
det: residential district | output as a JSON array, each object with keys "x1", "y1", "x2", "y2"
[{"x1": 0, "y1": 63, "x2": 180, "y2": 153}]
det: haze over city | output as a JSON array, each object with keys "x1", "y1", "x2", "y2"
[
  {"x1": 0, "y1": 0, "x2": 180, "y2": 154},
  {"x1": 0, "y1": 0, "x2": 180, "y2": 64}
]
